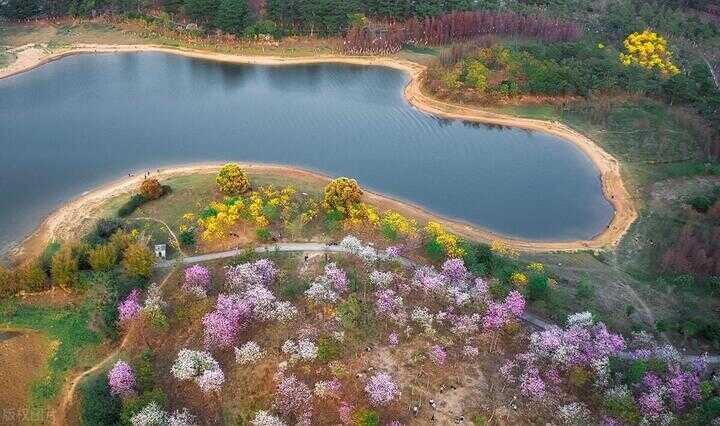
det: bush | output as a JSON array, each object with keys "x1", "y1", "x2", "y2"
[
  {"x1": 576, "y1": 278, "x2": 594, "y2": 300},
  {"x1": 51, "y1": 245, "x2": 79, "y2": 290},
  {"x1": 0, "y1": 266, "x2": 18, "y2": 297},
  {"x1": 352, "y1": 408, "x2": 379, "y2": 426},
  {"x1": 179, "y1": 228, "x2": 196, "y2": 246},
  {"x1": 603, "y1": 389, "x2": 641, "y2": 425},
  {"x1": 118, "y1": 194, "x2": 146, "y2": 218},
  {"x1": 79, "y1": 373, "x2": 121, "y2": 425},
  {"x1": 322, "y1": 177, "x2": 363, "y2": 213},
  {"x1": 96, "y1": 218, "x2": 125, "y2": 240},
  {"x1": 424, "y1": 239, "x2": 444, "y2": 262},
  {"x1": 122, "y1": 244, "x2": 155, "y2": 278},
  {"x1": 256, "y1": 227, "x2": 272, "y2": 241},
  {"x1": 139, "y1": 178, "x2": 163, "y2": 200},
  {"x1": 317, "y1": 336, "x2": 343, "y2": 362},
  {"x1": 216, "y1": 163, "x2": 250, "y2": 195},
  {"x1": 244, "y1": 19, "x2": 277, "y2": 37},
  {"x1": 135, "y1": 347, "x2": 156, "y2": 392},
  {"x1": 526, "y1": 274, "x2": 549, "y2": 301},
  {"x1": 690, "y1": 195, "x2": 713, "y2": 213},
  {"x1": 39, "y1": 241, "x2": 61, "y2": 273},
  {"x1": 89, "y1": 244, "x2": 118, "y2": 272},
  {"x1": 324, "y1": 209, "x2": 344, "y2": 234},
  {"x1": 17, "y1": 261, "x2": 48, "y2": 292},
  {"x1": 462, "y1": 59, "x2": 489, "y2": 91}
]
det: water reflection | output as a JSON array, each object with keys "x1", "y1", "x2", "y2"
[{"x1": 0, "y1": 52, "x2": 614, "y2": 253}]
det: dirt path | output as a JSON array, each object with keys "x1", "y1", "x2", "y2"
[
  {"x1": 53, "y1": 268, "x2": 177, "y2": 425},
  {"x1": 1, "y1": 43, "x2": 636, "y2": 257}
]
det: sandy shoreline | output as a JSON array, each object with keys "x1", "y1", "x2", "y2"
[{"x1": 1, "y1": 43, "x2": 637, "y2": 258}]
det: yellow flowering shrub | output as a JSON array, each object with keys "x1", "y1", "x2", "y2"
[
  {"x1": 322, "y1": 177, "x2": 363, "y2": 214},
  {"x1": 527, "y1": 262, "x2": 545, "y2": 273},
  {"x1": 490, "y1": 240, "x2": 519, "y2": 259},
  {"x1": 425, "y1": 221, "x2": 464, "y2": 258},
  {"x1": 197, "y1": 200, "x2": 242, "y2": 241},
  {"x1": 216, "y1": 163, "x2": 250, "y2": 195},
  {"x1": 197, "y1": 185, "x2": 297, "y2": 241},
  {"x1": 381, "y1": 211, "x2": 418, "y2": 240},
  {"x1": 619, "y1": 29, "x2": 679, "y2": 75},
  {"x1": 345, "y1": 203, "x2": 380, "y2": 229},
  {"x1": 510, "y1": 272, "x2": 529, "y2": 287}
]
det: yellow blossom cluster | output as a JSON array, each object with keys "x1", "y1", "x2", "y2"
[
  {"x1": 322, "y1": 177, "x2": 363, "y2": 214},
  {"x1": 198, "y1": 200, "x2": 243, "y2": 241},
  {"x1": 197, "y1": 185, "x2": 297, "y2": 241},
  {"x1": 345, "y1": 203, "x2": 380, "y2": 229},
  {"x1": 619, "y1": 29, "x2": 679, "y2": 75},
  {"x1": 490, "y1": 240, "x2": 519, "y2": 259},
  {"x1": 510, "y1": 272, "x2": 529, "y2": 287},
  {"x1": 527, "y1": 262, "x2": 545, "y2": 273},
  {"x1": 381, "y1": 211, "x2": 418, "y2": 239},
  {"x1": 425, "y1": 221, "x2": 464, "y2": 258}
]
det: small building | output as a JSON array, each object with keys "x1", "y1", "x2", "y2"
[{"x1": 154, "y1": 244, "x2": 167, "y2": 259}]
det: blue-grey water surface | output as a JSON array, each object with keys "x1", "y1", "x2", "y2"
[{"x1": 0, "y1": 52, "x2": 613, "y2": 251}]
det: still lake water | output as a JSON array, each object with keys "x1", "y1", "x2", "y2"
[{"x1": 0, "y1": 52, "x2": 613, "y2": 252}]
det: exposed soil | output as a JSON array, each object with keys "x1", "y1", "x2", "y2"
[{"x1": 0, "y1": 329, "x2": 52, "y2": 422}]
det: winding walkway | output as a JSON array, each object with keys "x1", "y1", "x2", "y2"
[{"x1": 159, "y1": 242, "x2": 720, "y2": 365}]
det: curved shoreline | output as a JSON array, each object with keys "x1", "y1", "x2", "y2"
[{"x1": 1, "y1": 43, "x2": 636, "y2": 256}]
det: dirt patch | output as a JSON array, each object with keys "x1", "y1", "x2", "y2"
[{"x1": 0, "y1": 330, "x2": 52, "y2": 416}]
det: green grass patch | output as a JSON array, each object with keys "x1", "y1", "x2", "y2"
[{"x1": 0, "y1": 300, "x2": 101, "y2": 411}]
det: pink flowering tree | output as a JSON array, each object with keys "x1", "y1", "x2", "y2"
[
  {"x1": 274, "y1": 373, "x2": 313, "y2": 423},
  {"x1": 364, "y1": 372, "x2": 400, "y2": 407},
  {"x1": 183, "y1": 265, "x2": 212, "y2": 297},
  {"x1": 428, "y1": 345, "x2": 447, "y2": 366},
  {"x1": 501, "y1": 312, "x2": 625, "y2": 402},
  {"x1": 117, "y1": 289, "x2": 142, "y2": 324},
  {"x1": 202, "y1": 294, "x2": 253, "y2": 349},
  {"x1": 107, "y1": 360, "x2": 135, "y2": 397}
]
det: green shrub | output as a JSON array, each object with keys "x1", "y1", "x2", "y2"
[
  {"x1": 51, "y1": 245, "x2": 79, "y2": 290},
  {"x1": 526, "y1": 274, "x2": 549, "y2": 301},
  {"x1": 135, "y1": 347, "x2": 156, "y2": 393},
  {"x1": 704, "y1": 397, "x2": 720, "y2": 419},
  {"x1": 256, "y1": 228, "x2": 272, "y2": 241},
  {"x1": 576, "y1": 278, "x2": 594, "y2": 300},
  {"x1": 424, "y1": 239, "x2": 444, "y2": 262},
  {"x1": 324, "y1": 209, "x2": 344, "y2": 234},
  {"x1": 17, "y1": 261, "x2": 48, "y2": 292},
  {"x1": 462, "y1": 59, "x2": 489, "y2": 91},
  {"x1": 79, "y1": 373, "x2": 121, "y2": 425},
  {"x1": 88, "y1": 244, "x2": 119, "y2": 272},
  {"x1": 86, "y1": 218, "x2": 126, "y2": 246},
  {"x1": 317, "y1": 335, "x2": 343, "y2": 362},
  {"x1": 626, "y1": 360, "x2": 648, "y2": 385},
  {"x1": 179, "y1": 228, "x2": 196, "y2": 246},
  {"x1": 603, "y1": 389, "x2": 641, "y2": 425},
  {"x1": 352, "y1": 408, "x2": 380, "y2": 426},
  {"x1": 118, "y1": 194, "x2": 146, "y2": 217},
  {"x1": 40, "y1": 241, "x2": 61, "y2": 273},
  {"x1": 0, "y1": 266, "x2": 18, "y2": 297},
  {"x1": 690, "y1": 195, "x2": 713, "y2": 212},
  {"x1": 336, "y1": 295, "x2": 362, "y2": 330}
]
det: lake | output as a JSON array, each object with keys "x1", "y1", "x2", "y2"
[{"x1": 0, "y1": 52, "x2": 613, "y2": 253}]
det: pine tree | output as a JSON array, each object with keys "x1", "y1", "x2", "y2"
[
  {"x1": 184, "y1": 0, "x2": 220, "y2": 22},
  {"x1": 0, "y1": 0, "x2": 41, "y2": 19},
  {"x1": 214, "y1": 0, "x2": 252, "y2": 34}
]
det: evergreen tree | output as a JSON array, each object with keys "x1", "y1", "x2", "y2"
[
  {"x1": 184, "y1": 0, "x2": 220, "y2": 22},
  {"x1": 215, "y1": 0, "x2": 251, "y2": 34},
  {"x1": 412, "y1": 0, "x2": 444, "y2": 18},
  {"x1": 0, "y1": 0, "x2": 42, "y2": 19}
]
